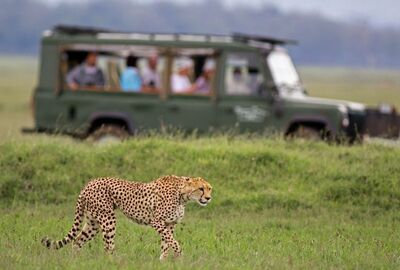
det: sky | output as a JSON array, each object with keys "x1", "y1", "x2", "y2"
[{"x1": 38, "y1": 0, "x2": 400, "y2": 27}]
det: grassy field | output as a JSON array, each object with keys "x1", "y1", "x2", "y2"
[
  {"x1": 300, "y1": 66, "x2": 400, "y2": 108},
  {"x1": 1, "y1": 137, "x2": 400, "y2": 269},
  {"x1": 0, "y1": 56, "x2": 36, "y2": 141},
  {"x1": 1, "y1": 57, "x2": 400, "y2": 269}
]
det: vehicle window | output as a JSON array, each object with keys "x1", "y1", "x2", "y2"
[
  {"x1": 118, "y1": 55, "x2": 165, "y2": 94},
  {"x1": 224, "y1": 52, "x2": 265, "y2": 96},
  {"x1": 170, "y1": 49, "x2": 216, "y2": 96},
  {"x1": 61, "y1": 45, "x2": 165, "y2": 94},
  {"x1": 267, "y1": 50, "x2": 300, "y2": 88}
]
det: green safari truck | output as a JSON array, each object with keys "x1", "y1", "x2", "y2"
[{"x1": 29, "y1": 25, "x2": 366, "y2": 141}]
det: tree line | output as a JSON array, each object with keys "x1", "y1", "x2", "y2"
[{"x1": 1, "y1": 0, "x2": 400, "y2": 68}]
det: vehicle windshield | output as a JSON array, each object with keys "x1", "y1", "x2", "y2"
[{"x1": 267, "y1": 50, "x2": 304, "y2": 96}]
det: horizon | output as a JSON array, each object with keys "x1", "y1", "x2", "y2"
[
  {"x1": 2, "y1": 0, "x2": 399, "y2": 68},
  {"x1": 36, "y1": 0, "x2": 400, "y2": 28}
]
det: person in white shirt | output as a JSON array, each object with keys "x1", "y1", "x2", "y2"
[
  {"x1": 142, "y1": 55, "x2": 161, "y2": 89},
  {"x1": 171, "y1": 57, "x2": 197, "y2": 94}
]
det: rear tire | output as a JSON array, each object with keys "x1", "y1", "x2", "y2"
[
  {"x1": 90, "y1": 124, "x2": 129, "y2": 143},
  {"x1": 289, "y1": 125, "x2": 322, "y2": 141}
]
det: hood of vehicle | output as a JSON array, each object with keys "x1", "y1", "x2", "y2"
[{"x1": 282, "y1": 92, "x2": 366, "y2": 113}]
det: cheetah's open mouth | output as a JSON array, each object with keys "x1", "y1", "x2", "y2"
[{"x1": 199, "y1": 199, "x2": 209, "y2": 206}]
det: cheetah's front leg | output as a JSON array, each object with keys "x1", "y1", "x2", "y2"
[
  {"x1": 166, "y1": 223, "x2": 182, "y2": 259},
  {"x1": 151, "y1": 220, "x2": 182, "y2": 260},
  {"x1": 98, "y1": 212, "x2": 117, "y2": 253}
]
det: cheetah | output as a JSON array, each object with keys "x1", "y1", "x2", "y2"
[{"x1": 41, "y1": 175, "x2": 212, "y2": 260}]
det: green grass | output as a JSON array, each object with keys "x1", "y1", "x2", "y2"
[
  {"x1": 1, "y1": 57, "x2": 400, "y2": 269},
  {"x1": 1, "y1": 137, "x2": 400, "y2": 269},
  {"x1": 2, "y1": 204, "x2": 400, "y2": 269}
]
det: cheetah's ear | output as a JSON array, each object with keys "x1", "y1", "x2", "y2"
[{"x1": 180, "y1": 178, "x2": 196, "y2": 194}]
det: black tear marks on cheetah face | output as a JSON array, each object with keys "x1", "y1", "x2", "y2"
[{"x1": 41, "y1": 175, "x2": 213, "y2": 260}]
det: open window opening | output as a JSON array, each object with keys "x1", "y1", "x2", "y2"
[
  {"x1": 60, "y1": 44, "x2": 167, "y2": 95},
  {"x1": 224, "y1": 52, "x2": 266, "y2": 96},
  {"x1": 169, "y1": 48, "x2": 218, "y2": 96}
]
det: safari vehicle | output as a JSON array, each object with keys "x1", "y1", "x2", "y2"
[{"x1": 27, "y1": 25, "x2": 367, "y2": 141}]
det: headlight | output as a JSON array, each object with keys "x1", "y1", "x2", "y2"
[
  {"x1": 338, "y1": 105, "x2": 349, "y2": 127},
  {"x1": 342, "y1": 117, "x2": 350, "y2": 127}
]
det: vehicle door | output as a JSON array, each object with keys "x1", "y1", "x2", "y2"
[
  {"x1": 161, "y1": 51, "x2": 217, "y2": 132},
  {"x1": 216, "y1": 51, "x2": 273, "y2": 132}
]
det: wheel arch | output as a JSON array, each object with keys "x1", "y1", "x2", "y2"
[
  {"x1": 87, "y1": 112, "x2": 136, "y2": 135},
  {"x1": 284, "y1": 116, "x2": 335, "y2": 136}
]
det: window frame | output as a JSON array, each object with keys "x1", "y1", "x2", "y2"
[{"x1": 220, "y1": 50, "x2": 270, "y2": 98}]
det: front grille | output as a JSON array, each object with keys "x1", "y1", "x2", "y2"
[{"x1": 365, "y1": 109, "x2": 400, "y2": 138}]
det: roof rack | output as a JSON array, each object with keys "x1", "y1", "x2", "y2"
[
  {"x1": 51, "y1": 25, "x2": 296, "y2": 46},
  {"x1": 52, "y1": 25, "x2": 234, "y2": 43},
  {"x1": 53, "y1": 25, "x2": 114, "y2": 35},
  {"x1": 232, "y1": 33, "x2": 297, "y2": 45}
]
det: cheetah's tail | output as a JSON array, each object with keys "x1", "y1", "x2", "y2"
[{"x1": 41, "y1": 194, "x2": 85, "y2": 250}]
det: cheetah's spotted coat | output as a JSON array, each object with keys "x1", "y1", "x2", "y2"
[{"x1": 41, "y1": 175, "x2": 212, "y2": 260}]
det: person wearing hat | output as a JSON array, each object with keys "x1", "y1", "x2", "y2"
[{"x1": 171, "y1": 57, "x2": 197, "y2": 94}]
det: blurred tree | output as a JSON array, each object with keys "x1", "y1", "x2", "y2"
[{"x1": 1, "y1": 0, "x2": 400, "y2": 68}]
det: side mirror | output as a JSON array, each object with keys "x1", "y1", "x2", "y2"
[
  {"x1": 259, "y1": 83, "x2": 277, "y2": 104},
  {"x1": 265, "y1": 90, "x2": 276, "y2": 104}
]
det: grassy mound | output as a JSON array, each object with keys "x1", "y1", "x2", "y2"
[
  {"x1": 1, "y1": 136, "x2": 399, "y2": 212},
  {"x1": 1, "y1": 136, "x2": 400, "y2": 269}
]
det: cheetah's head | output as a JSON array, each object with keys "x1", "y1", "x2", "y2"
[{"x1": 181, "y1": 177, "x2": 212, "y2": 206}]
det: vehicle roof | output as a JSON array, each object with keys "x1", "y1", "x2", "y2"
[{"x1": 42, "y1": 25, "x2": 297, "y2": 50}]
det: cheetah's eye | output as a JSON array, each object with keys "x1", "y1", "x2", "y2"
[{"x1": 199, "y1": 187, "x2": 204, "y2": 192}]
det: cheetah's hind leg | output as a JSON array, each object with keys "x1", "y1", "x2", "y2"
[{"x1": 72, "y1": 216, "x2": 100, "y2": 250}]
